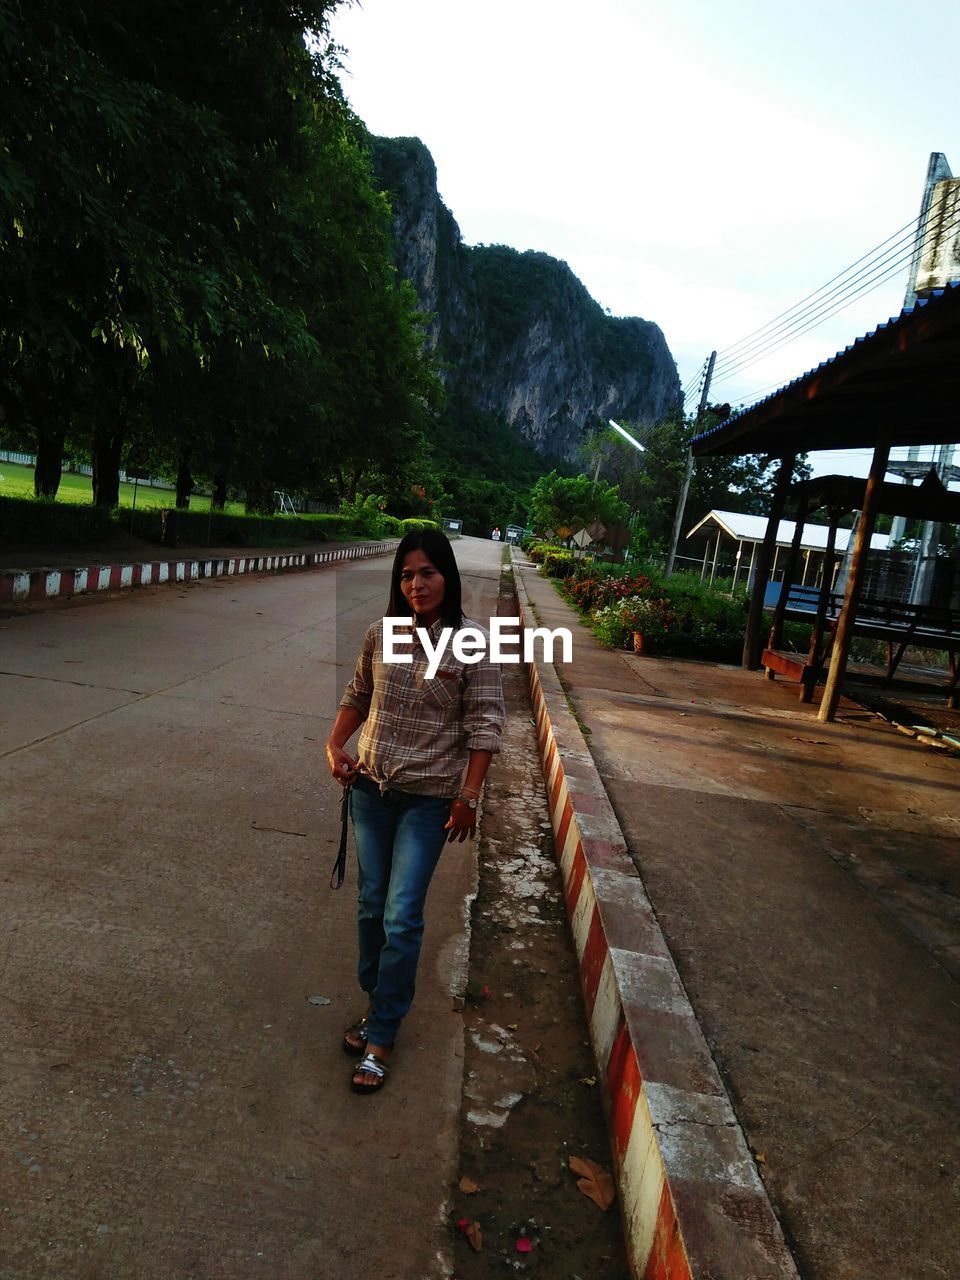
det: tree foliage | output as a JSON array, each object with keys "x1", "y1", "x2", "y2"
[
  {"x1": 425, "y1": 398, "x2": 572, "y2": 534},
  {"x1": 0, "y1": 1, "x2": 438, "y2": 508},
  {"x1": 529, "y1": 470, "x2": 629, "y2": 536},
  {"x1": 590, "y1": 410, "x2": 810, "y2": 554}
]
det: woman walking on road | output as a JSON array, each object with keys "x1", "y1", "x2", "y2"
[{"x1": 325, "y1": 530, "x2": 504, "y2": 1094}]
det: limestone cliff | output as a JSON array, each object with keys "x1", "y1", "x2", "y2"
[{"x1": 370, "y1": 136, "x2": 680, "y2": 462}]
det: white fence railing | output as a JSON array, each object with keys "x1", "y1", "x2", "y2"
[
  {"x1": 1, "y1": 450, "x2": 338, "y2": 514},
  {"x1": 2, "y1": 450, "x2": 175, "y2": 493}
]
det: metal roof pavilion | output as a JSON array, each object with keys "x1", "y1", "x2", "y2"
[
  {"x1": 684, "y1": 280, "x2": 960, "y2": 723},
  {"x1": 687, "y1": 509, "x2": 891, "y2": 553},
  {"x1": 690, "y1": 281, "x2": 960, "y2": 457}
]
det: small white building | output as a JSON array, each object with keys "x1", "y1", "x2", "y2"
[{"x1": 686, "y1": 509, "x2": 891, "y2": 589}]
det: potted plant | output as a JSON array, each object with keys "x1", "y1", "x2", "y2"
[{"x1": 620, "y1": 596, "x2": 673, "y2": 654}]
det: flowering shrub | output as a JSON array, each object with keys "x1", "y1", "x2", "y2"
[
  {"x1": 559, "y1": 564, "x2": 662, "y2": 613},
  {"x1": 542, "y1": 550, "x2": 577, "y2": 578},
  {"x1": 605, "y1": 572, "x2": 658, "y2": 603},
  {"x1": 620, "y1": 595, "x2": 676, "y2": 637},
  {"x1": 555, "y1": 559, "x2": 750, "y2": 661},
  {"x1": 593, "y1": 595, "x2": 677, "y2": 650},
  {"x1": 592, "y1": 603, "x2": 633, "y2": 650},
  {"x1": 536, "y1": 550, "x2": 749, "y2": 662},
  {"x1": 564, "y1": 573, "x2": 608, "y2": 613}
]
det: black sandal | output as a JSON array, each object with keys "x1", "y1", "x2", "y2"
[
  {"x1": 342, "y1": 1015, "x2": 369, "y2": 1057},
  {"x1": 351, "y1": 1050, "x2": 389, "y2": 1095}
]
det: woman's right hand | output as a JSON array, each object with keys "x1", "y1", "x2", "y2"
[{"x1": 326, "y1": 742, "x2": 358, "y2": 787}]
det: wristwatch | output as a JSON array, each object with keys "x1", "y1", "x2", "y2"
[{"x1": 457, "y1": 792, "x2": 479, "y2": 810}]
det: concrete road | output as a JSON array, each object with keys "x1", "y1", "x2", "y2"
[{"x1": 0, "y1": 536, "x2": 504, "y2": 1279}]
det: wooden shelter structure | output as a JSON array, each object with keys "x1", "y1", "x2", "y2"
[
  {"x1": 685, "y1": 508, "x2": 890, "y2": 590},
  {"x1": 762, "y1": 472, "x2": 960, "y2": 705},
  {"x1": 691, "y1": 280, "x2": 960, "y2": 721}
]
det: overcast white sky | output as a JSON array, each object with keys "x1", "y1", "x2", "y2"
[{"x1": 329, "y1": 0, "x2": 958, "y2": 475}]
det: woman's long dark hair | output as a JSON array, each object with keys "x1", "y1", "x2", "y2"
[{"x1": 387, "y1": 529, "x2": 464, "y2": 628}]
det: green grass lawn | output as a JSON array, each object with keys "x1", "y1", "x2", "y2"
[{"x1": 0, "y1": 460, "x2": 244, "y2": 514}]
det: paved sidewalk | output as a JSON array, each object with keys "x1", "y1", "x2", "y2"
[{"x1": 517, "y1": 558, "x2": 960, "y2": 1279}]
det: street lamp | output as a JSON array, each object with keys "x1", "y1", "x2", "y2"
[
  {"x1": 607, "y1": 419, "x2": 646, "y2": 455},
  {"x1": 599, "y1": 420, "x2": 647, "y2": 565}
]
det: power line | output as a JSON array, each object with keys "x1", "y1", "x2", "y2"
[
  {"x1": 712, "y1": 247, "x2": 933, "y2": 389},
  {"x1": 714, "y1": 209, "x2": 925, "y2": 363},
  {"x1": 616, "y1": 201, "x2": 953, "y2": 453},
  {"x1": 616, "y1": 366, "x2": 702, "y2": 455},
  {"x1": 711, "y1": 205, "x2": 960, "y2": 386},
  {"x1": 713, "y1": 240, "x2": 916, "y2": 378},
  {"x1": 724, "y1": 375, "x2": 794, "y2": 405},
  {"x1": 712, "y1": 209, "x2": 960, "y2": 382}
]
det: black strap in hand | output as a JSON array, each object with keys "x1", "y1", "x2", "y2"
[{"x1": 330, "y1": 783, "x2": 352, "y2": 890}]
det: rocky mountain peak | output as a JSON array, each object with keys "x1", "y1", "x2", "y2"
[{"x1": 370, "y1": 135, "x2": 680, "y2": 461}]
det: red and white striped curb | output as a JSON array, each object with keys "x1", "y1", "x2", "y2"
[
  {"x1": 0, "y1": 542, "x2": 397, "y2": 605},
  {"x1": 513, "y1": 564, "x2": 799, "y2": 1280}
]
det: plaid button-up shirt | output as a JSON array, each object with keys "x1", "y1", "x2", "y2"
[{"x1": 340, "y1": 616, "x2": 505, "y2": 797}]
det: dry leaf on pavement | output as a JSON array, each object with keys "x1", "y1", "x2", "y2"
[
  {"x1": 458, "y1": 1175, "x2": 480, "y2": 1194},
  {"x1": 568, "y1": 1155, "x2": 615, "y2": 1210},
  {"x1": 455, "y1": 1217, "x2": 482, "y2": 1251}
]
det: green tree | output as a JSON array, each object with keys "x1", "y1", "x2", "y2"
[
  {"x1": 1, "y1": 0, "x2": 309, "y2": 496},
  {"x1": 529, "y1": 471, "x2": 628, "y2": 536},
  {"x1": 2, "y1": 1, "x2": 440, "y2": 512},
  {"x1": 605, "y1": 411, "x2": 810, "y2": 556}
]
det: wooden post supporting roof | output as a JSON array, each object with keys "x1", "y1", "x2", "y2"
[
  {"x1": 801, "y1": 507, "x2": 842, "y2": 703},
  {"x1": 742, "y1": 456, "x2": 795, "y2": 669},
  {"x1": 817, "y1": 443, "x2": 891, "y2": 722},
  {"x1": 769, "y1": 502, "x2": 808, "y2": 650}
]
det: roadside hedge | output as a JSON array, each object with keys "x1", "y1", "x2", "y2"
[
  {"x1": 0, "y1": 494, "x2": 440, "y2": 550},
  {"x1": 0, "y1": 495, "x2": 117, "y2": 548},
  {"x1": 126, "y1": 506, "x2": 342, "y2": 547},
  {"x1": 396, "y1": 518, "x2": 441, "y2": 534}
]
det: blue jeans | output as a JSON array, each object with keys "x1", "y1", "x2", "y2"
[{"x1": 349, "y1": 774, "x2": 451, "y2": 1046}]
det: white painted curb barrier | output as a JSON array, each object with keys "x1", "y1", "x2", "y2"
[{"x1": 0, "y1": 543, "x2": 398, "y2": 605}]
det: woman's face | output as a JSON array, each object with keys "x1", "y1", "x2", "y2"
[{"x1": 400, "y1": 550, "x2": 445, "y2": 625}]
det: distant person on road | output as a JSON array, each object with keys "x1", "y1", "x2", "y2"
[
  {"x1": 325, "y1": 530, "x2": 504, "y2": 1095},
  {"x1": 491, "y1": 526, "x2": 501, "y2": 541}
]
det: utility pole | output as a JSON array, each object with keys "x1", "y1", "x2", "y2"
[
  {"x1": 665, "y1": 350, "x2": 715, "y2": 577},
  {"x1": 889, "y1": 152, "x2": 953, "y2": 551}
]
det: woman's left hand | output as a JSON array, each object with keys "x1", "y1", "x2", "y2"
[{"x1": 444, "y1": 798, "x2": 476, "y2": 843}]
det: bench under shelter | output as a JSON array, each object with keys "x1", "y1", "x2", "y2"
[
  {"x1": 690, "y1": 279, "x2": 960, "y2": 722},
  {"x1": 761, "y1": 471, "x2": 960, "y2": 707}
]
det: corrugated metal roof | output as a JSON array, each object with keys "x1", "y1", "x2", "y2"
[{"x1": 686, "y1": 509, "x2": 891, "y2": 552}]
